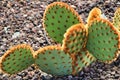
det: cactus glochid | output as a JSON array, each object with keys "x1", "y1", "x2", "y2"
[{"x1": 0, "y1": 1, "x2": 120, "y2": 76}]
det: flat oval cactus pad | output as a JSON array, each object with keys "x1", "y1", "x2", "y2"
[
  {"x1": 62, "y1": 23, "x2": 87, "y2": 55},
  {"x1": 0, "y1": 44, "x2": 34, "y2": 74},
  {"x1": 86, "y1": 18, "x2": 120, "y2": 63},
  {"x1": 73, "y1": 50, "x2": 95, "y2": 74},
  {"x1": 87, "y1": 7, "x2": 101, "y2": 24},
  {"x1": 113, "y1": 8, "x2": 120, "y2": 31},
  {"x1": 35, "y1": 45, "x2": 72, "y2": 76},
  {"x1": 43, "y1": 2, "x2": 83, "y2": 43}
]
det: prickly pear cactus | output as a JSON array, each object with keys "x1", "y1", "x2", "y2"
[
  {"x1": 0, "y1": 44, "x2": 34, "y2": 74},
  {"x1": 34, "y1": 23, "x2": 96, "y2": 76},
  {"x1": 62, "y1": 23, "x2": 87, "y2": 55},
  {"x1": 87, "y1": 7, "x2": 101, "y2": 23},
  {"x1": 43, "y1": 2, "x2": 83, "y2": 43},
  {"x1": 34, "y1": 45, "x2": 73, "y2": 76},
  {"x1": 113, "y1": 8, "x2": 120, "y2": 31},
  {"x1": 86, "y1": 18, "x2": 120, "y2": 63},
  {"x1": 1, "y1": 1, "x2": 120, "y2": 76}
]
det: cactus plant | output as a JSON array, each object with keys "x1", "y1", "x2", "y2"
[
  {"x1": 0, "y1": 44, "x2": 34, "y2": 74},
  {"x1": 43, "y1": 2, "x2": 83, "y2": 43},
  {"x1": 113, "y1": 8, "x2": 120, "y2": 31},
  {"x1": 34, "y1": 23, "x2": 96, "y2": 76},
  {"x1": 86, "y1": 18, "x2": 120, "y2": 63},
  {"x1": 1, "y1": 1, "x2": 120, "y2": 77}
]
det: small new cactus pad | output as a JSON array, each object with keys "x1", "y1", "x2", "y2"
[
  {"x1": 87, "y1": 7, "x2": 101, "y2": 23},
  {"x1": 73, "y1": 50, "x2": 95, "y2": 74},
  {"x1": 35, "y1": 45, "x2": 73, "y2": 76},
  {"x1": 0, "y1": 44, "x2": 34, "y2": 74},
  {"x1": 43, "y1": 2, "x2": 83, "y2": 43},
  {"x1": 62, "y1": 23, "x2": 87, "y2": 55},
  {"x1": 113, "y1": 8, "x2": 120, "y2": 31},
  {"x1": 86, "y1": 18, "x2": 120, "y2": 63}
]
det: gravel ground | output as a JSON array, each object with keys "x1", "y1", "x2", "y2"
[{"x1": 0, "y1": 0, "x2": 120, "y2": 80}]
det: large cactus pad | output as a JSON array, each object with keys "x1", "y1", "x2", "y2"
[
  {"x1": 62, "y1": 23, "x2": 87, "y2": 55},
  {"x1": 0, "y1": 44, "x2": 34, "y2": 74},
  {"x1": 35, "y1": 45, "x2": 73, "y2": 76},
  {"x1": 43, "y1": 2, "x2": 83, "y2": 43},
  {"x1": 113, "y1": 8, "x2": 120, "y2": 31},
  {"x1": 86, "y1": 18, "x2": 120, "y2": 63}
]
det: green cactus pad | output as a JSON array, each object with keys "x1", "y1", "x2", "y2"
[
  {"x1": 87, "y1": 7, "x2": 101, "y2": 23},
  {"x1": 73, "y1": 50, "x2": 95, "y2": 74},
  {"x1": 35, "y1": 45, "x2": 73, "y2": 76},
  {"x1": 62, "y1": 23, "x2": 87, "y2": 55},
  {"x1": 0, "y1": 44, "x2": 34, "y2": 74},
  {"x1": 43, "y1": 2, "x2": 83, "y2": 43},
  {"x1": 86, "y1": 18, "x2": 120, "y2": 63},
  {"x1": 113, "y1": 8, "x2": 120, "y2": 31}
]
